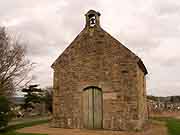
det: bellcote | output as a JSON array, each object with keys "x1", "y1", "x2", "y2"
[{"x1": 85, "y1": 10, "x2": 101, "y2": 28}]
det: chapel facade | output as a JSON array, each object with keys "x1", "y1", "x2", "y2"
[{"x1": 51, "y1": 10, "x2": 148, "y2": 130}]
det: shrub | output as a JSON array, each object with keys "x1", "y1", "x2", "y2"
[{"x1": 0, "y1": 96, "x2": 11, "y2": 128}]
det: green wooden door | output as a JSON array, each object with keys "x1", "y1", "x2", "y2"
[{"x1": 83, "y1": 87, "x2": 102, "y2": 129}]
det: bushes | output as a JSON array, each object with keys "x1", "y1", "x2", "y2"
[{"x1": 0, "y1": 96, "x2": 11, "y2": 128}]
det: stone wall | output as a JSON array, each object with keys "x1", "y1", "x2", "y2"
[{"x1": 136, "y1": 65, "x2": 148, "y2": 128}]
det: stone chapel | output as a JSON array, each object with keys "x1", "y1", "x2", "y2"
[{"x1": 51, "y1": 10, "x2": 148, "y2": 130}]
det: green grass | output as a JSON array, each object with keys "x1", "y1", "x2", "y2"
[
  {"x1": 152, "y1": 117, "x2": 180, "y2": 135},
  {"x1": 0, "y1": 119, "x2": 48, "y2": 135}
]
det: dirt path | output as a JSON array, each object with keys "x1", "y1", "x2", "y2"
[{"x1": 17, "y1": 121, "x2": 168, "y2": 135}]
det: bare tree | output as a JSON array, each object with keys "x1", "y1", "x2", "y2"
[{"x1": 0, "y1": 27, "x2": 32, "y2": 96}]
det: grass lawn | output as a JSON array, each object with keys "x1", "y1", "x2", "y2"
[
  {"x1": 0, "y1": 119, "x2": 48, "y2": 135},
  {"x1": 9, "y1": 116, "x2": 49, "y2": 126},
  {"x1": 152, "y1": 117, "x2": 180, "y2": 135}
]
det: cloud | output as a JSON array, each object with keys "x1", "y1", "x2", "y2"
[
  {"x1": 0, "y1": 0, "x2": 180, "y2": 96},
  {"x1": 154, "y1": 0, "x2": 180, "y2": 15}
]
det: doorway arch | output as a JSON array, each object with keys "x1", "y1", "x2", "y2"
[{"x1": 83, "y1": 86, "x2": 103, "y2": 129}]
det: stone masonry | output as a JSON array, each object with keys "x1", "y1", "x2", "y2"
[{"x1": 51, "y1": 10, "x2": 148, "y2": 130}]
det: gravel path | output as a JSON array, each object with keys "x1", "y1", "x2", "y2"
[{"x1": 17, "y1": 122, "x2": 167, "y2": 135}]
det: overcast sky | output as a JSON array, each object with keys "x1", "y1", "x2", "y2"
[{"x1": 0, "y1": 0, "x2": 180, "y2": 96}]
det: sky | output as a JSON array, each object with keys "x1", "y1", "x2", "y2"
[{"x1": 0, "y1": 0, "x2": 180, "y2": 96}]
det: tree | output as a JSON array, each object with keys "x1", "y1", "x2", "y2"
[
  {"x1": 0, "y1": 27, "x2": 32, "y2": 96},
  {"x1": 22, "y1": 84, "x2": 43, "y2": 110},
  {"x1": 43, "y1": 87, "x2": 53, "y2": 113},
  {"x1": 0, "y1": 96, "x2": 11, "y2": 128}
]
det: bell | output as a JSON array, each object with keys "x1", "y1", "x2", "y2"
[{"x1": 90, "y1": 17, "x2": 96, "y2": 27}]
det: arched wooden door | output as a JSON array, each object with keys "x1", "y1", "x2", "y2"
[{"x1": 83, "y1": 87, "x2": 103, "y2": 129}]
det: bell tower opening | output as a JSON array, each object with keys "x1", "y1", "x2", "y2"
[{"x1": 88, "y1": 14, "x2": 96, "y2": 27}]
